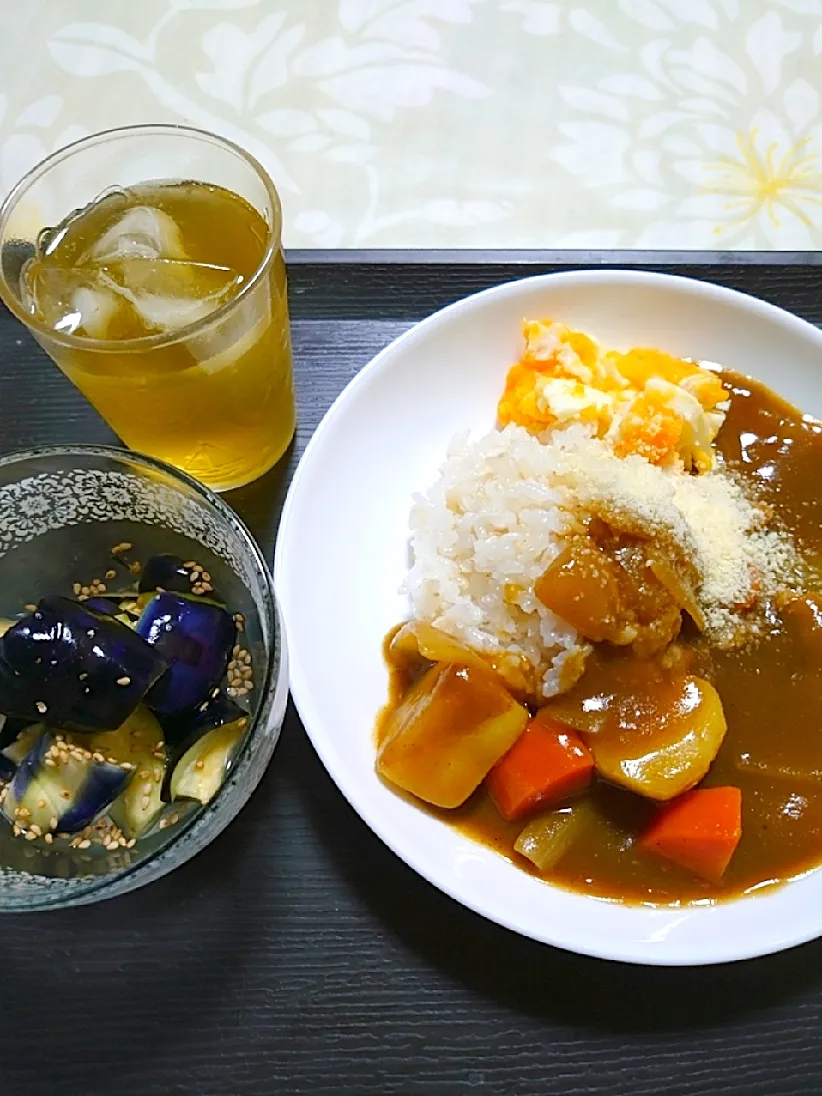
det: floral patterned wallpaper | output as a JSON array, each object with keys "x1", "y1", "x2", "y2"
[{"x1": 1, "y1": 0, "x2": 821, "y2": 248}]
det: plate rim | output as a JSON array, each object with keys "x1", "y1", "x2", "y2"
[{"x1": 275, "y1": 267, "x2": 822, "y2": 966}]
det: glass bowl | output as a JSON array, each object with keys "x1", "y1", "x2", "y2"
[{"x1": 0, "y1": 444, "x2": 286, "y2": 909}]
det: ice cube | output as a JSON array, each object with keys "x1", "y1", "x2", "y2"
[
  {"x1": 67, "y1": 285, "x2": 120, "y2": 338},
  {"x1": 89, "y1": 206, "x2": 186, "y2": 263},
  {"x1": 99, "y1": 257, "x2": 243, "y2": 334},
  {"x1": 20, "y1": 262, "x2": 124, "y2": 338}
]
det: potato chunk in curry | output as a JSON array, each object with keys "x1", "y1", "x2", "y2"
[
  {"x1": 545, "y1": 658, "x2": 727, "y2": 801},
  {"x1": 377, "y1": 661, "x2": 529, "y2": 809}
]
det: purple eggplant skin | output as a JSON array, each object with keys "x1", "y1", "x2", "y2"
[
  {"x1": 137, "y1": 592, "x2": 236, "y2": 715},
  {"x1": 139, "y1": 554, "x2": 224, "y2": 603},
  {"x1": 0, "y1": 597, "x2": 170, "y2": 732},
  {"x1": 5, "y1": 731, "x2": 132, "y2": 834}
]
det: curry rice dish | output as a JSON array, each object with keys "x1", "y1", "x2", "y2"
[{"x1": 376, "y1": 319, "x2": 822, "y2": 905}]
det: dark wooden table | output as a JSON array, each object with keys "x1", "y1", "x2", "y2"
[{"x1": 1, "y1": 255, "x2": 821, "y2": 1096}]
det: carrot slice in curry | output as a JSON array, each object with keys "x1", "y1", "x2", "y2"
[
  {"x1": 639, "y1": 785, "x2": 742, "y2": 883},
  {"x1": 486, "y1": 710, "x2": 594, "y2": 822}
]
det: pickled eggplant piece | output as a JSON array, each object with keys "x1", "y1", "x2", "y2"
[
  {"x1": 0, "y1": 598, "x2": 170, "y2": 732},
  {"x1": 160, "y1": 688, "x2": 245, "y2": 749},
  {"x1": 137, "y1": 592, "x2": 236, "y2": 714},
  {"x1": 89, "y1": 706, "x2": 167, "y2": 838},
  {"x1": 139, "y1": 554, "x2": 222, "y2": 602},
  {"x1": 160, "y1": 691, "x2": 247, "y2": 800},
  {"x1": 168, "y1": 719, "x2": 247, "y2": 805},
  {"x1": 3, "y1": 731, "x2": 132, "y2": 834}
]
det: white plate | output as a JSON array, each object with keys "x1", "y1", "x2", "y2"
[{"x1": 274, "y1": 270, "x2": 822, "y2": 966}]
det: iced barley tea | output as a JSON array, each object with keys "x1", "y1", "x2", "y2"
[{"x1": 18, "y1": 181, "x2": 295, "y2": 491}]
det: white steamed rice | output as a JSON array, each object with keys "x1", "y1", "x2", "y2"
[{"x1": 404, "y1": 424, "x2": 590, "y2": 698}]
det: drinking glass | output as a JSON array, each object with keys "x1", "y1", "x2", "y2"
[{"x1": 0, "y1": 124, "x2": 296, "y2": 492}]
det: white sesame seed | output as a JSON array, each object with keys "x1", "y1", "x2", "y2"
[
  {"x1": 35, "y1": 701, "x2": 47, "y2": 714},
  {"x1": 116, "y1": 676, "x2": 131, "y2": 686}
]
